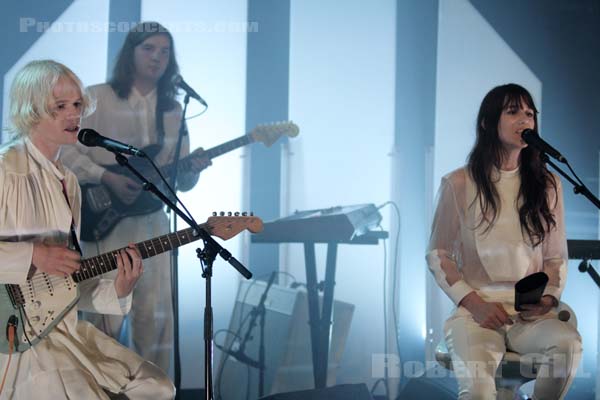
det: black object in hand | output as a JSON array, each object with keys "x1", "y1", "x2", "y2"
[{"x1": 515, "y1": 272, "x2": 549, "y2": 311}]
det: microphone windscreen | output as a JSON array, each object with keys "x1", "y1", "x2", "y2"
[{"x1": 78, "y1": 129, "x2": 99, "y2": 146}]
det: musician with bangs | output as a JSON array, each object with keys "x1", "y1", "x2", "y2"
[
  {"x1": 0, "y1": 59, "x2": 174, "y2": 399},
  {"x1": 426, "y1": 84, "x2": 582, "y2": 399},
  {"x1": 61, "y1": 21, "x2": 210, "y2": 373}
]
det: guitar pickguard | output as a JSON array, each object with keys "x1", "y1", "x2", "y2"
[{"x1": 0, "y1": 273, "x2": 79, "y2": 353}]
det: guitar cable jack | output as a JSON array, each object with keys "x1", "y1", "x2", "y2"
[{"x1": 0, "y1": 315, "x2": 17, "y2": 396}]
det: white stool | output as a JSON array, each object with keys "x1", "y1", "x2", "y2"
[{"x1": 435, "y1": 303, "x2": 576, "y2": 400}]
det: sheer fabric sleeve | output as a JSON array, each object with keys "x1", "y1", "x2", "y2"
[
  {"x1": 541, "y1": 176, "x2": 568, "y2": 300},
  {"x1": 69, "y1": 173, "x2": 130, "y2": 315},
  {"x1": 426, "y1": 176, "x2": 474, "y2": 305},
  {"x1": 0, "y1": 168, "x2": 33, "y2": 284}
]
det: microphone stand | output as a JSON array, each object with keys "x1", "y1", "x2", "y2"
[
  {"x1": 541, "y1": 154, "x2": 600, "y2": 289},
  {"x1": 236, "y1": 271, "x2": 276, "y2": 398},
  {"x1": 171, "y1": 93, "x2": 190, "y2": 398},
  {"x1": 112, "y1": 152, "x2": 252, "y2": 400},
  {"x1": 578, "y1": 259, "x2": 600, "y2": 289},
  {"x1": 257, "y1": 273, "x2": 275, "y2": 397}
]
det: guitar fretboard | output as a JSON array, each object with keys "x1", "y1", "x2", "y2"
[
  {"x1": 72, "y1": 226, "x2": 203, "y2": 283},
  {"x1": 204, "y1": 135, "x2": 253, "y2": 159},
  {"x1": 164, "y1": 135, "x2": 254, "y2": 179}
]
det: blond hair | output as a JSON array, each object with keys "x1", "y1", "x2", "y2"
[{"x1": 9, "y1": 60, "x2": 95, "y2": 138}]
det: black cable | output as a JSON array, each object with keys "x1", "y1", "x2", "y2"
[
  {"x1": 215, "y1": 315, "x2": 253, "y2": 399},
  {"x1": 381, "y1": 228, "x2": 390, "y2": 399},
  {"x1": 564, "y1": 160, "x2": 585, "y2": 187},
  {"x1": 370, "y1": 378, "x2": 385, "y2": 395},
  {"x1": 183, "y1": 105, "x2": 208, "y2": 121},
  {"x1": 376, "y1": 200, "x2": 402, "y2": 398}
]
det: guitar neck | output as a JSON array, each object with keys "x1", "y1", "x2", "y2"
[
  {"x1": 204, "y1": 134, "x2": 254, "y2": 159},
  {"x1": 72, "y1": 226, "x2": 203, "y2": 283},
  {"x1": 162, "y1": 134, "x2": 254, "y2": 179}
]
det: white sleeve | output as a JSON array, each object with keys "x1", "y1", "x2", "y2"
[{"x1": 425, "y1": 177, "x2": 474, "y2": 305}]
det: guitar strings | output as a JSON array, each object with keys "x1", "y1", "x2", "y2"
[{"x1": 20, "y1": 225, "x2": 203, "y2": 299}]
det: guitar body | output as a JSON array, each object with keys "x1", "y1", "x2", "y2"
[
  {"x1": 80, "y1": 145, "x2": 166, "y2": 241},
  {"x1": 0, "y1": 273, "x2": 79, "y2": 354}
]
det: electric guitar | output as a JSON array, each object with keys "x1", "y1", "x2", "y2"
[
  {"x1": 80, "y1": 121, "x2": 299, "y2": 241},
  {"x1": 0, "y1": 215, "x2": 263, "y2": 354}
]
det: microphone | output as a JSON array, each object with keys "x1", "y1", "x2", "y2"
[
  {"x1": 174, "y1": 74, "x2": 207, "y2": 107},
  {"x1": 78, "y1": 129, "x2": 146, "y2": 158},
  {"x1": 521, "y1": 129, "x2": 566, "y2": 163},
  {"x1": 215, "y1": 343, "x2": 262, "y2": 369}
]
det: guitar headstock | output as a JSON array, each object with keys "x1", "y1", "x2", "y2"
[
  {"x1": 205, "y1": 214, "x2": 264, "y2": 240},
  {"x1": 250, "y1": 121, "x2": 300, "y2": 147}
]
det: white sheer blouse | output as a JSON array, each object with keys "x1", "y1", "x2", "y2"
[
  {"x1": 60, "y1": 83, "x2": 198, "y2": 191},
  {"x1": 426, "y1": 167, "x2": 567, "y2": 307}
]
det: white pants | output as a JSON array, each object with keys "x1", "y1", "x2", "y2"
[
  {"x1": 444, "y1": 305, "x2": 582, "y2": 400},
  {"x1": 81, "y1": 211, "x2": 174, "y2": 373},
  {"x1": 106, "y1": 361, "x2": 175, "y2": 399}
]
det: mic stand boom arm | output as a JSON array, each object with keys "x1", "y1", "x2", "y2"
[
  {"x1": 112, "y1": 153, "x2": 252, "y2": 400},
  {"x1": 542, "y1": 154, "x2": 600, "y2": 290},
  {"x1": 543, "y1": 154, "x2": 600, "y2": 209}
]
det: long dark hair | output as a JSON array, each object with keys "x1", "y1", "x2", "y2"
[
  {"x1": 109, "y1": 21, "x2": 180, "y2": 138},
  {"x1": 467, "y1": 83, "x2": 557, "y2": 246}
]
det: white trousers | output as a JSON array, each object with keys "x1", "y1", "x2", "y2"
[
  {"x1": 81, "y1": 211, "x2": 174, "y2": 373},
  {"x1": 105, "y1": 361, "x2": 175, "y2": 399},
  {"x1": 444, "y1": 305, "x2": 582, "y2": 400}
]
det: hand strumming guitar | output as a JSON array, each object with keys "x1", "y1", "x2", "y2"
[
  {"x1": 188, "y1": 147, "x2": 212, "y2": 174},
  {"x1": 32, "y1": 243, "x2": 81, "y2": 277},
  {"x1": 101, "y1": 170, "x2": 142, "y2": 205}
]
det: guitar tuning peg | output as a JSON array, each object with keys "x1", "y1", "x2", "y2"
[
  {"x1": 242, "y1": 211, "x2": 247, "y2": 216},
  {"x1": 228, "y1": 211, "x2": 232, "y2": 216},
  {"x1": 212, "y1": 211, "x2": 217, "y2": 216},
  {"x1": 234, "y1": 211, "x2": 240, "y2": 216},
  {"x1": 220, "y1": 211, "x2": 225, "y2": 216}
]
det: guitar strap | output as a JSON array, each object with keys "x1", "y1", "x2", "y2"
[{"x1": 60, "y1": 179, "x2": 83, "y2": 256}]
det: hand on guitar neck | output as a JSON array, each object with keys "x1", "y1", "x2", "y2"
[
  {"x1": 188, "y1": 147, "x2": 212, "y2": 174},
  {"x1": 113, "y1": 243, "x2": 143, "y2": 298},
  {"x1": 101, "y1": 170, "x2": 143, "y2": 205}
]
